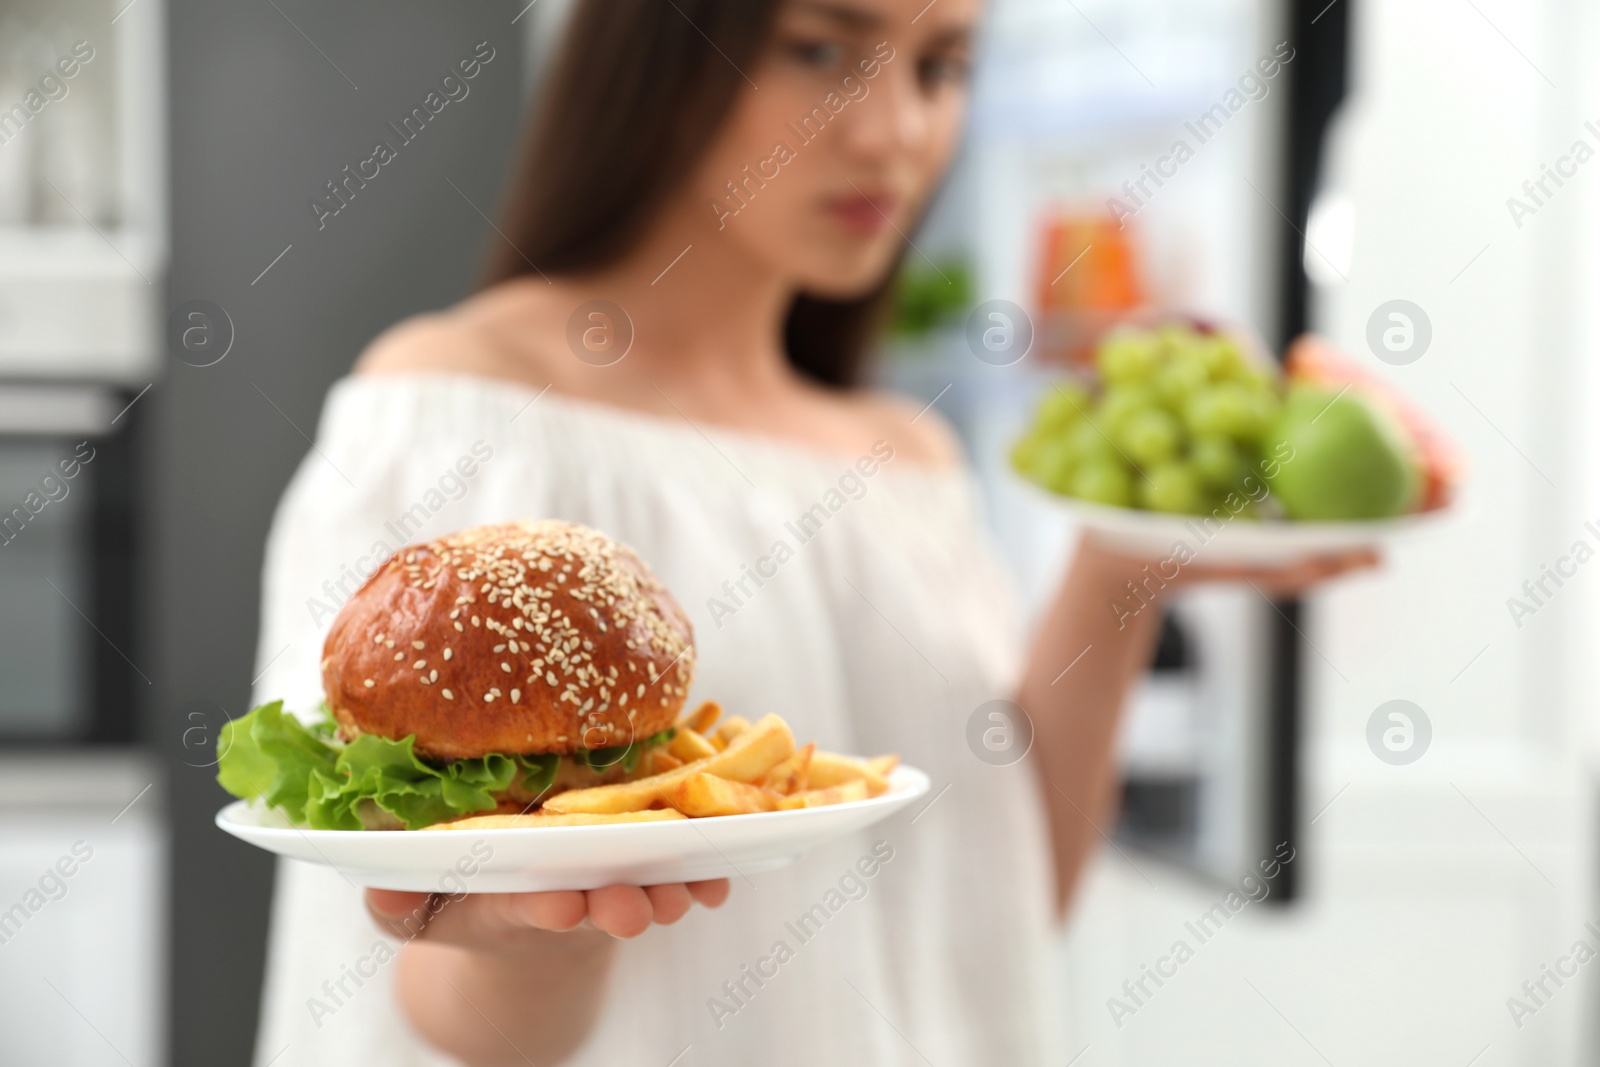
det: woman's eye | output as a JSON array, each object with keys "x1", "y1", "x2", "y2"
[
  {"x1": 785, "y1": 39, "x2": 845, "y2": 69},
  {"x1": 919, "y1": 54, "x2": 971, "y2": 89}
]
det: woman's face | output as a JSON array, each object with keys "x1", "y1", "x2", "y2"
[{"x1": 683, "y1": 0, "x2": 979, "y2": 299}]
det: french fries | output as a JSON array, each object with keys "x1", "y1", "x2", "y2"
[
  {"x1": 807, "y1": 752, "x2": 890, "y2": 797},
  {"x1": 681, "y1": 700, "x2": 722, "y2": 735},
  {"x1": 759, "y1": 743, "x2": 814, "y2": 795},
  {"x1": 668, "y1": 727, "x2": 718, "y2": 763},
  {"x1": 424, "y1": 809, "x2": 687, "y2": 830},
  {"x1": 864, "y1": 754, "x2": 900, "y2": 778},
  {"x1": 490, "y1": 708, "x2": 899, "y2": 824},
  {"x1": 543, "y1": 713, "x2": 795, "y2": 814},
  {"x1": 776, "y1": 780, "x2": 870, "y2": 810},
  {"x1": 711, "y1": 714, "x2": 752, "y2": 751},
  {"x1": 669, "y1": 772, "x2": 778, "y2": 817}
]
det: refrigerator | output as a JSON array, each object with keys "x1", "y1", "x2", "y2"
[{"x1": 884, "y1": 0, "x2": 1351, "y2": 897}]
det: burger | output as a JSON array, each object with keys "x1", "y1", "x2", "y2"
[{"x1": 217, "y1": 520, "x2": 695, "y2": 829}]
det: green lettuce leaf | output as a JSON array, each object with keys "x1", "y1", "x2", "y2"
[
  {"x1": 217, "y1": 703, "x2": 670, "y2": 830},
  {"x1": 574, "y1": 728, "x2": 676, "y2": 775},
  {"x1": 218, "y1": 701, "x2": 339, "y2": 825}
]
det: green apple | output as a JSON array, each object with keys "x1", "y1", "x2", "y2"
[{"x1": 1264, "y1": 384, "x2": 1420, "y2": 520}]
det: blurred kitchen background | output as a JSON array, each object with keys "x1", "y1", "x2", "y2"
[{"x1": 1, "y1": 0, "x2": 1597, "y2": 1063}]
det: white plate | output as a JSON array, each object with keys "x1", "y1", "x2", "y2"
[
  {"x1": 215, "y1": 766, "x2": 930, "y2": 892},
  {"x1": 1020, "y1": 479, "x2": 1467, "y2": 565}
]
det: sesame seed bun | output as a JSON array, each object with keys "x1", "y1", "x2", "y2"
[{"x1": 320, "y1": 520, "x2": 695, "y2": 761}]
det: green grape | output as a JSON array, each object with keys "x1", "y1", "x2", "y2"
[
  {"x1": 1154, "y1": 353, "x2": 1210, "y2": 409},
  {"x1": 1197, "y1": 336, "x2": 1248, "y2": 380},
  {"x1": 1096, "y1": 329, "x2": 1161, "y2": 385},
  {"x1": 1035, "y1": 381, "x2": 1092, "y2": 431},
  {"x1": 1119, "y1": 408, "x2": 1181, "y2": 466},
  {"x1": 1096, "y1": 386, "x2": 1159, "y2": 434},
  {"x1": 1155, "y1": 322, "x2": 1198, "y2": 356},
  {"x1": 1139, "y1": 461, "x2": 1207, "y2": 514},
  {"x1": 1065, "y1": 417, "x2": 1117, "y2": 464},
  {"x1": 1010, "y1": 430, "x2": 1047, "y2": 479},
  {"x1": 1185, "y1": 383, "x2": 1268, "y2": 442},
  {"x1": 1189, "y1": 434, "x2": 1245, "y2": 489},
  {"x1": 1246, "y1": 386, "x2": 1282, "y2": 431},
  {"x1": 1033, "y1": 437, "x2": 1078, "y2": 494},
  {"x1": 1070, "y1": 460, "x2": 1134, "y2": 507}
]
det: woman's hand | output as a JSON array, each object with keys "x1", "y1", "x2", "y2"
[
  {"x1": 1077, "y1": 534, "x2": 1380, "y2": 599},
  {"x1": 366, "y1": 880, "x2": 728, "y2": 1067},
  {"x1": 366, "y1": 879, "x2": 730, "y2": 944}
]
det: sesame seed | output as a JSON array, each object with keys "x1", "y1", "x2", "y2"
[
  {"x1": 412, "y1": 641, "x2": 425, "y2": 650},
  {"x1": 443, "y1": 648, "x2": 453, "y2": 661},
  {"x1": 485, "y1": 693, "x2": 495, "y2": 702},
  {"x1": 429, "y1": 670, "x2": 438, "y2": 682},
  {"x1": 394, "y1": 652, "x2": 404, "y2": 661},
  {"x1": 454, "y1": 622, "x2": 464, "y2": 632},
  {"x1": 501, "y1": 662, "x2": 512, "y2": 673},
  {"x1": 493, "y1": 644, "x2": 506, "y2": 653},
  {"x1": 511, "y1": 689, "x2": 521, "y2": 703},
  {"x1": 442, "y1": 688, "x2": 454, "y2": 700},
  {"x1": 420, "y1": 676, "x2": 431, "y2": 685},
  {"x1": 472, "y1": 616, "x2": 480, "y2": 627},
  {"x1": 363, "y1": 679, "x2": 375, "y2": 688},
  {"x1": 413, "y1": 660, "x2": 426, "y2": 669}
]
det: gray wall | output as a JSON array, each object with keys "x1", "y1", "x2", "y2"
[{"x1": 158, "y1": 3, "x2": 526, "y2": 1062}]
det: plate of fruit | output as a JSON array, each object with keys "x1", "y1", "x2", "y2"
[{"x1": 1009, "y1": 322, "x2": 1465, "y2": 565}]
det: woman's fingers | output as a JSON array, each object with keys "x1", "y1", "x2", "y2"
[
  {"x1": 366, "y1": 889, "x2": 437, "y2": 940},
  {"x1": 585, "y1": 885, "x2": 653, "y2": 938},
  {"x1": 643, "y1": 883, "x2": 693, "y2": 926},
  {"x1": 687, "y1": 878, "x2": 731, "y2": 909},
  {"x1": 364, "y1": 877, "x2": 732, "y2": 947},
  {"x1": 500, "y1": 889, "x2": 588, "y2": 933},
  {"x1": 1179, "y1": 548, "x2": 1379, "y2": 593}
]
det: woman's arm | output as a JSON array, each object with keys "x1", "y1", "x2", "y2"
[
  {"x1": 1020, "y1": 540, "x2": 1163, "y2": 914},
  {"x1": 367, "y1": 881, "x2": 728, "y2": 1067},
  {"x1": 1021, "y1": 537, "x2": 1374, "y2": 915}
]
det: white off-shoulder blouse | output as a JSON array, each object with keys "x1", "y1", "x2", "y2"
[{"x1": 249, "y1": 373, "x2": 1057, "y2": 1067}]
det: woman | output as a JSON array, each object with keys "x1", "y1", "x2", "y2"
[{"x1": 250, "y1": 1, "x2": 1367, "y2": 1063}]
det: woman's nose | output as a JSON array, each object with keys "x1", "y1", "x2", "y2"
[{"x1": 836, "y1": 57, "x2": 932, "y2": 165}]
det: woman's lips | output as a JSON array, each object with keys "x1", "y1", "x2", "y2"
[{"x1": 825, "y1": 192, "x2": 900, "y2": 236}]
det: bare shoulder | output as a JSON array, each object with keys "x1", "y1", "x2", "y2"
[
  {"x1": 844, "y1": 389, "x2": 965, "y2": 469},
  {"x1": 354, "y1": 312, "x2": 482, "y2": 376},
  {"x1": 353, "y1": 282, "x2": 561, "y2": 382}
]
